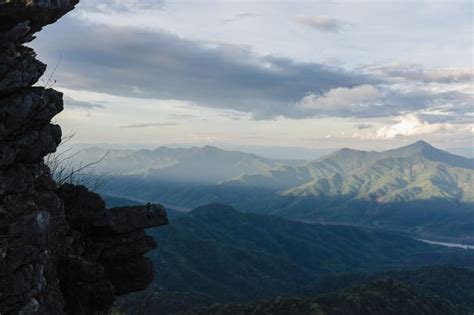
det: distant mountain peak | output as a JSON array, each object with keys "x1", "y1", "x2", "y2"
[
  {"x1": 413, "y1": 139, "x2": 431, "y2": 146},
  {"x1": 201, "y1": 145, "x2": 224, "y2": 152},
  {"x1": 380, "y1": 140, "x2": 473, "y2": 169},
  {"x1": 406, "y1": 140, "x2": 434, "y2": 149},
  {"x1": 385, "y1": 140, "x2": 438, "y2": 157},
  {"x1": 339, "y1": 147, "x2": 355, "y2": 152},
  {"x1": 202, "y1": 145, "x2": 219, "y2": 149},
  {"x1": 321, "y1": 147, "x2": 370, "y2": 162},
  {"x1": 327, "y1": 141, "x2": 438, "y2": 160},
  {"x1": 326, "y1": 147, "x2": 365, "y2": 157}
]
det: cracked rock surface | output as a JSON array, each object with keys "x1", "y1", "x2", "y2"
[{"x1": 0, "y1": 1, "x2": 168, "y2": 313}]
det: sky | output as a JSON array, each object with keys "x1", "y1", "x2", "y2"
[{"x1": 30, "y1": 0, "x2": 473, "y2": 157}]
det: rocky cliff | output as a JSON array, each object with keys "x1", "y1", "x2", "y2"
[{"x1": 0, "y1": 1, "x2": 168, "y2": 314}]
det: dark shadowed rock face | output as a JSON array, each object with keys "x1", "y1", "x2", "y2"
[
  {"x1": 57, "y1": 184, "x2": 168, "y2": 313},
  {"x1": 0, "y1": 1, "x2": 168, "y2": 314}
]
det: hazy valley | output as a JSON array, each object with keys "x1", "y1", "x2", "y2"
[{"x1": 73, "y1": 141, "x2": 474, "y2": 245}]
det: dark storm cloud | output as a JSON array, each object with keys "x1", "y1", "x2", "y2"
[
  {"x1": 32, "y1": 18, "x2": 374, "y2": 119},
  {"x1": 32, "y1": 18, "x2": 471, "y2": 121}
]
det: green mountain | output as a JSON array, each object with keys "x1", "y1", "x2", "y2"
[
  {"x1": 145, "y1": 204, "x2": 474, "y2": 303},
  {"x1": 224, "y1": 140, "x2": 473, "y2": 202},
  {"x1": 95, "y1": 141, "x2": 473, "y2": 242},
  {"x1": 282, "y1": 143, "x2": 473, "y2": 202},
  {"x1": 226, "y1": 141, "x2": 474, "y2": 242}
]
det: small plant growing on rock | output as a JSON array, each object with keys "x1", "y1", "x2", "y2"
[{"x1": 45, "y1": 132, "x2": 109, "y2": 191}]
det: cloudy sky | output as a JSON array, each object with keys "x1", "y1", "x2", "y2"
[{"x1": 31, "y1": 0, "x2": 473, "y2": 156}]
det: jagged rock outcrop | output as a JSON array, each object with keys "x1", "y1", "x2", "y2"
[{"x1": 0, "y1": 1, "x2": 168, "y2": 314}]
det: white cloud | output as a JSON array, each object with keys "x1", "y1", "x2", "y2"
[
  {"x1": 294, "y1": 15, "x2": 351, "y2": 32},
  {"x1": 222, "y1": 13, "x2": 261, "y2": 24},
  {"x1": 63, "y1": 95, "x2": 106, "y2": 109},
  {"x1": 375, "y1": 114, "x2": 452, "y2": 139},
  {"x1": 297, "y1": 85, "x2": 383, "y2": 110},
  {"x1": 365, "y1": 64, "x2": 474, "y2": 84},
  {"x1": 78, "y1": 0, "x2": 166, "y2": 13},
  {"x1": 119, "y1": 122, "x2": 179, "y2": 129}
]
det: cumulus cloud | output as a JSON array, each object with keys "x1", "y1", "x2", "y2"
[
  {"x1": 293, "y1": 82, "x2": 471, "y2": 120},
  {"x1": 294, "y1": 15, "x2": 351, "y2": 32},
  {"x1": 297, "y1": 84, "x2": 383, "y2": 110},
  {"x1": 375, "y1": 114, "x2": 452, "y2": 139}
]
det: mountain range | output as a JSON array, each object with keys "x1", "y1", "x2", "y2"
[
  {"x1": 224, "y1": 140, "x2": 473, "y2": 195},
  {"x1": 69, "y1": 141, "x2": 474, "y2": 243},
  {"x1": 69, "y1": 145, "x2": 304, "y2": 184}
]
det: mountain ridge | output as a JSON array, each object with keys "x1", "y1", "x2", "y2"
[
  {"x1": 116, "y1": 265, "x2": 474, "y2": 314},
  {"x1": 85, "y1": 141, "x2": 473, "y2": 242},
  {"x1": 219, "y1": 141, "x2": 474, "y2": 206},
  {"x1": 71, "y1": 145, "x2": 306, "y2": 183},
  {"x1": 145, "y1": 203, "x2": 474, "y2": 304}
]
